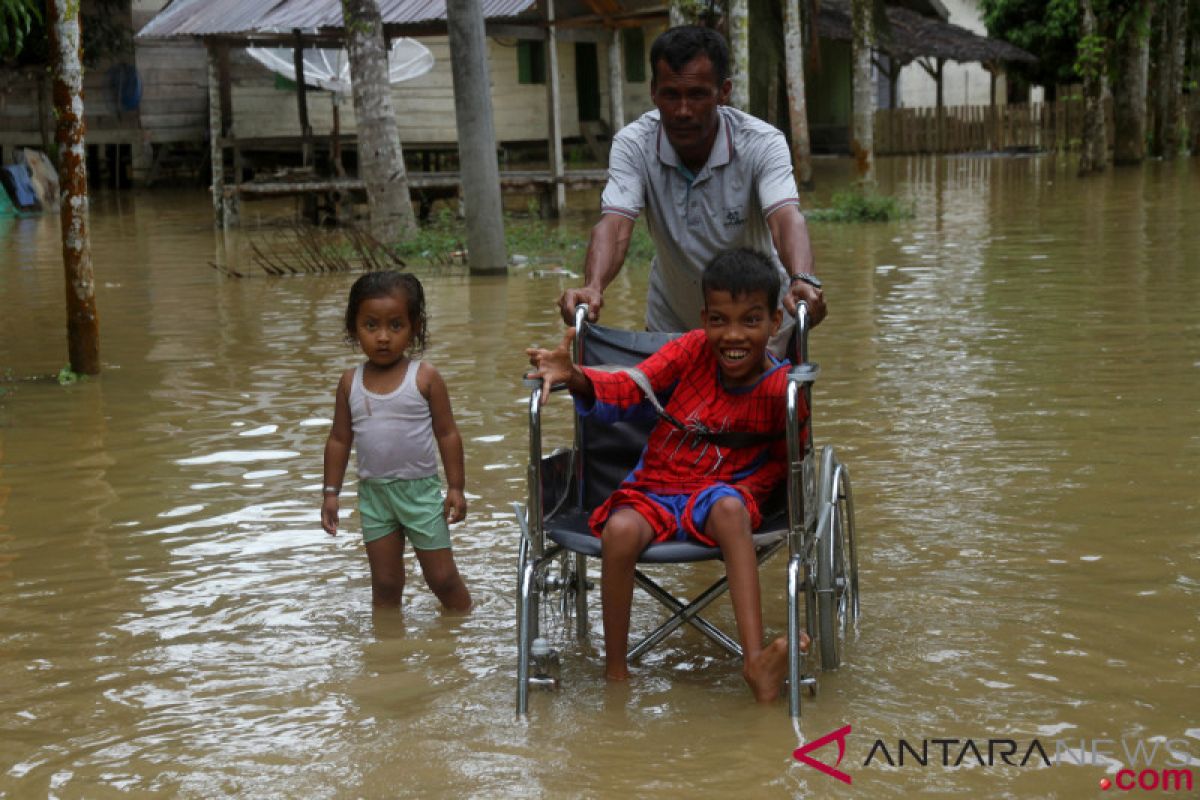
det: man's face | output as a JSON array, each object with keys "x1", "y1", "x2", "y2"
[{"x1": 651, "y1": 54, "x2": 731, "y2": 159}]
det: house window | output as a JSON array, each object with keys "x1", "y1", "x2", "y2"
[
  {"x1": 518, "y1": 40, "x2": 546, "y2": 85},
  {"x1": 622, "y1": 27, "x2": 645, "y2": 83}
]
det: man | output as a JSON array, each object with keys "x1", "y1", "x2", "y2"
[{"x1": 558, "y1": 25, "x2": 826, "y2": 351}]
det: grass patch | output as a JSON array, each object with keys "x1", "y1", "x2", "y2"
[
  {"x1": 806, "y1": 190, "x2": 913, "y2": 223},
  {"x1": 393, "y1": 208, "x2": 655, "y2": 268}
]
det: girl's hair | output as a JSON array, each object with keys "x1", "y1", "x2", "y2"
[
  {"x1": 702, "y1": 248, "x2": 781, "y2": 307},
  {"x1": 343, "y1": 270, "x2": 429, "y2": 356}
]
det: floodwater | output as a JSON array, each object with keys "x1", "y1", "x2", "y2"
[{"x1": 1, "y1": 156, "x2": 1198, "y2": 799}]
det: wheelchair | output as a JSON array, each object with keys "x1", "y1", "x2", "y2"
[{"x1": 514, "y1": 302, "x2": 860, "y2": 717}]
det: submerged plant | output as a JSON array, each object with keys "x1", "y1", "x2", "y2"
[{"x1": 806, "y1": 190, "x2": 914, "y2": 223}]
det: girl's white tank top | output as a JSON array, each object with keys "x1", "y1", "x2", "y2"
[{"x1": 349, "y1": 361, "x2": 439, "y2": 480}]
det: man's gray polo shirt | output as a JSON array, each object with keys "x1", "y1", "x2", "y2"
[{"x1": 600, "y1": 105, "x2": 801, "y2": 337}]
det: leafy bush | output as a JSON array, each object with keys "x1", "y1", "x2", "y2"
[{"x1": 805, "y1": 190, "x2": 913, "y2": 223}]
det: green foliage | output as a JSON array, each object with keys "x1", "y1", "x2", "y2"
[
  {"x1": 3, "y1": 0, "x2": 131, "y2": 68},
  {"x1": 981, "y1": 0, "x2": 1081, "y2": 89},
  {"x1": 392, "y1": 208, "x2": 655, "y2": 269},
  {"x1": 56, "y1": 364, "x2": 84, "y2": 385},
  {"x1": 0, "y1": 0, "x2": 40, "y2": 61},
  {"x1": 1074, "y1": 32, "x2": 1108, "y2": 81},
  {"x1": 805, "y1": 190, "x2": 913, "y2": 223}
]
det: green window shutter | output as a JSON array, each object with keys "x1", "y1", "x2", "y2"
[
  {"x1": 518, "y1": 40, "x2": 546, "y2": 85},
  {"x1": 623, "y1": 27, "x2": 645, "y2": 83}
]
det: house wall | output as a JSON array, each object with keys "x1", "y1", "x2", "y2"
[
  {"x1": 894, "y1": 0, "x2": 1007, "y2": 108},
  {"x1": 222, "y1": 27, "x2": 662, "y2": 146}
]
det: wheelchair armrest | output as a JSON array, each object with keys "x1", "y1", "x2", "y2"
[{"x1": 789, "y1": 363, "x2": 820, "y2": 384}]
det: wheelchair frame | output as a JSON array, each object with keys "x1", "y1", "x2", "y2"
[{"x1": 514, "y1": 303, "x2": 860, "y2": 717}]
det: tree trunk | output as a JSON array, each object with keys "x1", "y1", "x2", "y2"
[
  {"x1": 608, "y1": 29, "x2": 625, "y2": 131},
  {"x1": 850, "y1": 0, "x2": 875, "y2": 184},
  {"x1": 47, "y1": 0, "x2": 100, "y2": 375},
  {"x1": 1149, "y1": 0, "x2": 1186, "y2": 157},
  {"x1": 1111, "y1": 3, "x2": 1150, "y2": 165},
  {"x1": 343, "y1": 0, "x2": 417, "y2": 243},
  {"x1": 445, "y1": 0, "x2": 507, "y2": 274},
  {"x1": 782, "y1": 0, "x2": 813, "y2": 189},
  {"x1": 1078, "y1": 0, "x2": 1108, "y2": 175},
  {"x1": 728, "y1": 0, "x2": 749, "y2": 110}
]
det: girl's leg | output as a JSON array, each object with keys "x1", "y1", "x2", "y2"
[
  {"x1": 413, "y1": 547, "x2": 472, "y2": 612},
  {"x1": 600, "y1": 508, "x2": 655, "y2": 681},
  {"x1": 364, "y1": 530, "x2": 407, "y2": 607},
  {"x1": 704, "y1": 496, "x2": 790, "y2": 702}
]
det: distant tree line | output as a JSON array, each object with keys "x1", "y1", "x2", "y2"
[{"x1": 983, "y1": 0, "x2": 1199, "y2": 169}]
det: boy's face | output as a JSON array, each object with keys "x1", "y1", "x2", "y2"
[{"x1": 700, "y1": 288, "x2": 782, "y2": 387}]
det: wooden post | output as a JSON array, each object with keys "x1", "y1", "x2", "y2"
[
  {"x1": 544, "y1": 0, "x2": 566, "y2": 216},
  {"x1": 445, "y1": 0, "x2": 507, "y2": 273},
  {"x1": 206, "y1": 42, "x2": 228, "y2": 227},
  {"x1": 47, "y1": 0, "x2": 99, "y2": 375},
  {"x1": 608, "y1": 28, "x2": 625, "y2": 132},
  {"x1": 293, "y1": 30, "x2": 313, "y2": 167}
]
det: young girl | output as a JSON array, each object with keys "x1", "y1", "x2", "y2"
[{"x1": 321, "y1": 271, "x2": 471, "y2": 611}]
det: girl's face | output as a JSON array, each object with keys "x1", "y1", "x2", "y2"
[{"x1": 354, "y1": 291, "x2": 417, "y2": 369}]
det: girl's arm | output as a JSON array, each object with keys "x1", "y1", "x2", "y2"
[
  {"x1": 321, "y1": 369, "x2": 355, "y2": 535},
  {"x1": 422, "y1": 363, "x2": 467, "y2": 524}
]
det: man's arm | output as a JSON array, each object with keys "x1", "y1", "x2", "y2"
[
  {"x1": 766, "y1": 204, "x2": 826, "y2": 326},
  {"x1": 559, "y1": 212, "x2": 637, "y2": 324}
]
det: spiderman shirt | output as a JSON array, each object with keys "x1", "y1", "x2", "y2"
[{"x1": 576, "y1": 329, "x2": 806, "y2": 546}]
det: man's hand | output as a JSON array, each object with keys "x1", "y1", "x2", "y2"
[
  {"x1": 784, "y1": 279, "x2": 826, "y2": 326},
  {"x1": 558, "y1": 287, "x2": 603, "y2": 325},
  {"x1": 526, "y1": 328, "x2": 578, "y2": 406}
]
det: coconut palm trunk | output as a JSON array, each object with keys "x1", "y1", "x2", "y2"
[
  {"x1": 1111, "y1": 1, "x2": 1151, "y2": 165},
  {"x1": 783, "y1": 0, "x2": 813, "y2": 189},
  {"x1": 728, "y1": 0, "x2": 750, "y2": 110},
  {"x1": 47, "y1": 0, "x2": 99, "y2": 375},
  {"x1": 343, "y1": 0, "x2": 417, "y2": 243},
  {"x1": 1078, "y1": 0, "x2": 1109, "y2": 175},
  {"x1": 850, "y1": 0, "x2": 875, "y2": 184},
  {"x1": 1150, "y1": 0, "x2": 1187, "y2": 158}
]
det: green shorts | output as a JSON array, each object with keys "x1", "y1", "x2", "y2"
[{"x1": 357, "y1": 475, "x2": 451, "y2": 550}]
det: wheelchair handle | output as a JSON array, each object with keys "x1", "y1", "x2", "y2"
[
  {"x1": 793, "y1": 301, "x2": 810, "y2": 366},
  {"x1": 573, "y1": 304, "x2": 588, "y2": 365}
]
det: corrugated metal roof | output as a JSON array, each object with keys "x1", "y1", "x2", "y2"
[{"x1": 138, "y1": 0, "x2": 538, "y2": 39}]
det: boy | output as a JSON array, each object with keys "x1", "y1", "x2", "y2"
[{"x1": 527, "y1": 248, "x2": 808, "y2": 702}]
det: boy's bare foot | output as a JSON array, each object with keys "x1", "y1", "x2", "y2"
[{"x1": 744, "y1": 637, "x2": 790, "y2": 703}]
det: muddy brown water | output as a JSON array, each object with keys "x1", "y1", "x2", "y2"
[{"x1": 1, "y1": 156, "x2": 1198, "y2": 798}]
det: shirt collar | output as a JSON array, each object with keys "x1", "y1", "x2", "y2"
[{"x1": 656, "y1": 107, "x2": 733, "y2": 175}]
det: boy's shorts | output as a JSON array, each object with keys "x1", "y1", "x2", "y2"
[
  {"x1": 588, "y1": 483, "x2": 763, "y2": 546},
  {"x1": 357, "y1": 475, "x2": 451, "y2": 549}
]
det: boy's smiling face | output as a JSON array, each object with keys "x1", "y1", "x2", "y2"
[{"x1": 700, "y1": 288, "x2": 782, "y2": 387}]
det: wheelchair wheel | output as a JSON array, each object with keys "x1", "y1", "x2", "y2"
[{"x1": 816, "y1": 447, "x2": 857, "y2": 672}]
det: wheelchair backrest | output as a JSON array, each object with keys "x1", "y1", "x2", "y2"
[{"x1": 576, "y1": 323, "x2": 680, "y2": 510}]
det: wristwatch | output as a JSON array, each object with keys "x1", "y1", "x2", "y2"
[{"x1": 789, "y1": 272, "x2": 823, "y2": 290}]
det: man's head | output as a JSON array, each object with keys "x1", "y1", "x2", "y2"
[
  {"x1": 649, "y1": 26, "x2": 731, "y2": 167},
  {"x1": 700, "y1": 249, "x2": 783, "y2": 387}
]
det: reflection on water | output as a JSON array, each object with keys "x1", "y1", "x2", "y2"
[{"x1": 2, "y1": 157, "x2": 1198, "y2": 797}]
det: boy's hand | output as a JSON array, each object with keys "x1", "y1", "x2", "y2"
[
  {"x1": 525, "y1": 328, "x2": 576, "y2": 406},
  {"x1": 444, "y1": 488, "x2": 467, "y2": 524},
  {"x1": 321, "y1": 494, "x2": 339, "y2": 536}
]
